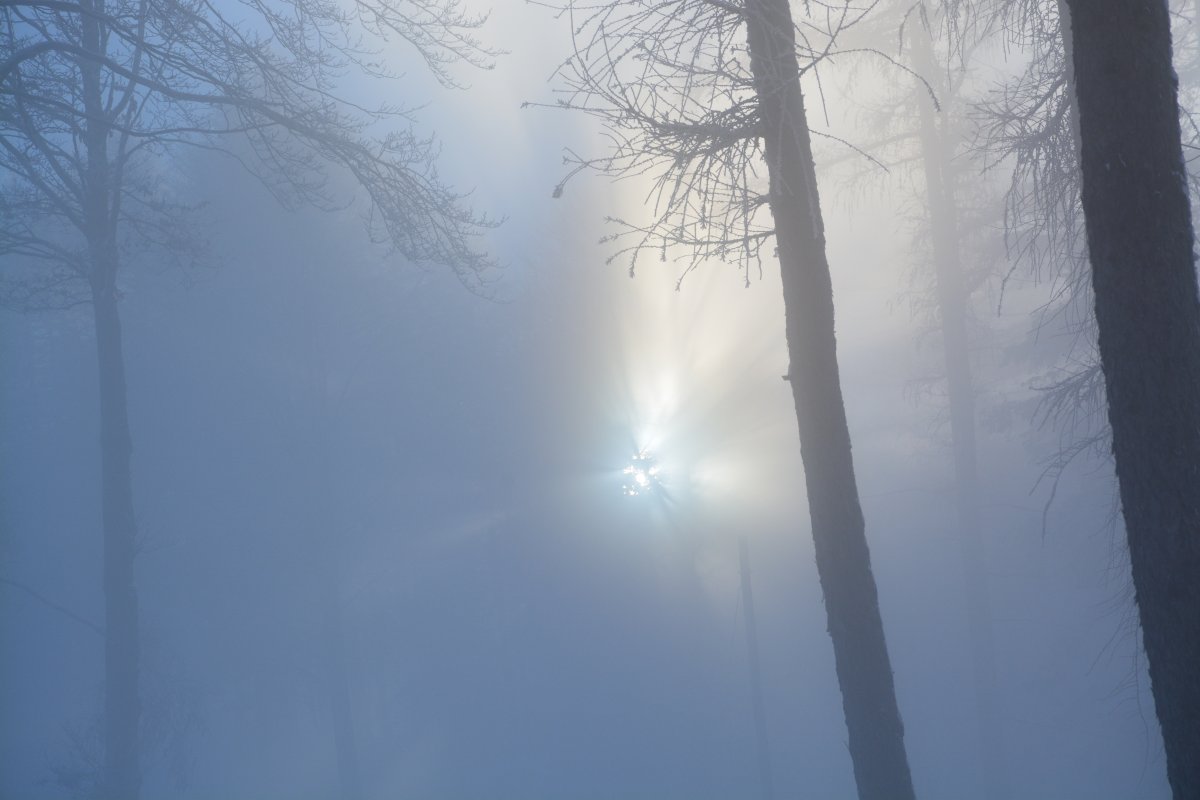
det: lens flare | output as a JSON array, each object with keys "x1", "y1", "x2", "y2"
[{"x1": 622, "y1": 452, "x2": 661, "y2": 496}]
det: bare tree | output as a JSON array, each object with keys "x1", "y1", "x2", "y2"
[
  {"x1": 976, "y1": 0, "x2": 1200, "y2": 539},
  {"x1": 1055, "y1": 1, "x2": 1200, "y2": 796},
  {"x1": 825, "y1": 9, "x2": 1015, "y2": 796},
  {"x1": 546, "y1": 1, "x2": 916, "y2": 796},
  {"x1": 0, "y1": 1, "x2": 495, "y2": 796},
  {"x1": 897, "y1": 10, "x2": 1010, "y2": 798},
  {"x1": 972, "y1": 0, "x2": 1109, "y2": 492},
  {"x1": 975, "y1": 4, "x2": 1200, "y2": 791},
  {"x1": 977, "y1": 0, "x2": 1200, "y2": 489}
]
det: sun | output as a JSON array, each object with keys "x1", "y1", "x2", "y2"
[{"x1": 622, "y1": 451, "x2": 662, "y2": 496}]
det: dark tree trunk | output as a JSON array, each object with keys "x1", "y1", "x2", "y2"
[
  {"x1": 737, "y1": 535, "x2": 774, "y2": 800},
  {"x1": 910, "y1": 27, "x2": 1008, "y2": 800},
  {"x1": 744, "y1": 1, "x2": 915, "y2": 797},
  {"x1": 81, "y1": 0, "x2": 141, "y2": 794},
  {"x1": 1064, "y1": 2, "x2": 1200, "y2": 796}
]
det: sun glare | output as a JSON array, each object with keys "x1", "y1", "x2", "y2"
[{"x1": 622, "y1": 451, "x2": 662, "y2": 496}]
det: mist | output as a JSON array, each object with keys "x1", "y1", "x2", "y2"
[{"x1": 1, "y1": 1, "x2": 1191, "y2": 798}]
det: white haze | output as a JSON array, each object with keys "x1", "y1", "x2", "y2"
[{"x1": 0, "y1": 1, "x2": 1171, "y2": 798}]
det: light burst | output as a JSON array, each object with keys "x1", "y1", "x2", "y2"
[{"x1": 622, "y1": 452, "x2": 662, "y2": 497}]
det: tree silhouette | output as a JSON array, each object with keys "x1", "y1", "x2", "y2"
[
  {"x1": 1, "y1": 1, "x2": 495, "y2": 795},
  {"x1": 1059, "y1": 1, "x2": 1200, "y2": 795},
  {"x1": 547, "y1": 1, "x2": 916, "y2": 795}
]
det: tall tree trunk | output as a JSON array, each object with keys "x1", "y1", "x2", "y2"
[
  {"x1": 737, "y1": 535, "x2": 774, "y2": 800},
  {"x1": 93, "y1": 278, "x2": 141, "y2": 800},
  {"x1": 309, "y1": 388, "x2": 363, "y2": 800},
  {"x1": 1064, "y1": 2, "x2": 1200, "y2": 796},
  {"x1": 910, "y1": 27, "x2": 1008, "y2": 800},
  {"x1": 81, "y1": 0, "x2": 141, "y2": 794},
  {"x1": 744, "y1": 1, "x2": 915, "y2": 797},
  {"x1": 323, "y1": 582, "x2": 363, "y2": 800}
]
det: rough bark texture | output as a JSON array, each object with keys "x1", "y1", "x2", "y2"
[
  {"x1": 737, "y1": 535, "x2": 774, "y2": 800},
  {"x1": 910, "y1": 27, "x2": 1008, "y2": 800},
  {"x1": 744, "y1": 1, "x2": 915, "y2": 797},
  {"x1": 1064, "y1": 1, "x2": 1200, "y2": 796},
  {"x1": 82, "y1": 1, "x2": 141, "y2": 794}
]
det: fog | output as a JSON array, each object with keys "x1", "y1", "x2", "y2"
[{"x1": 0, "y1": 1, "x2": 1182, "y2": 798}]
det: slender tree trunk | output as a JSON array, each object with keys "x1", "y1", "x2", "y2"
[
  {"x1": 323, "y1": 581, "x2": 363, "y2": 800},
  {"x1": 1064, "y1": 2, "x2": 1200, "y2": 797},
  {"x1": 744, "y1": 1, "x2": 915, "y2": 797},
  {"x1": 910, "y1": 27, "x2": 1008, "y2": 800},
  {"x1": 92, "y1": 275, "x2": 142, "y2": 800},
  {"x1": 737, "y1": 535, "x2": 774, "y2": 800},
  {"x1": 309, "y1": 381, "x2": 363, "y2": 800},
  {"x1": 81, "y1": 0, "x2": 141, "y2": 794},
  {"x1": 91, "y1": 254, "x2": 142, "y2": 800}
]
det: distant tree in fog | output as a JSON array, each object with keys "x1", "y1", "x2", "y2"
[
  {"x1": 826, "y1": 5, "x2": 1013, "y2": 793},
  {"x1": 0, "y1": 0, "x2": 494, "y2": 796},
  {"x1": 546, "y1": 1, "x2": 916, "y2": 797},
  {"x1": 973, "y1": 0, "x2": 1107, "y2": 492},
  {"x1": 893, "y1": 7, "x2": 1010, "y2": 796}
]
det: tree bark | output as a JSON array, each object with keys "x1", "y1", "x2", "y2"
[
  {"x1": 910, "y1": 26, "x2": 1008, "y2": 800},
  {"x1": 744, "y1": 1, "x2": 915, "y2": 797},
  {"x1": 1064, "y1": 2, "x2": 1200, "y2": 797}
]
